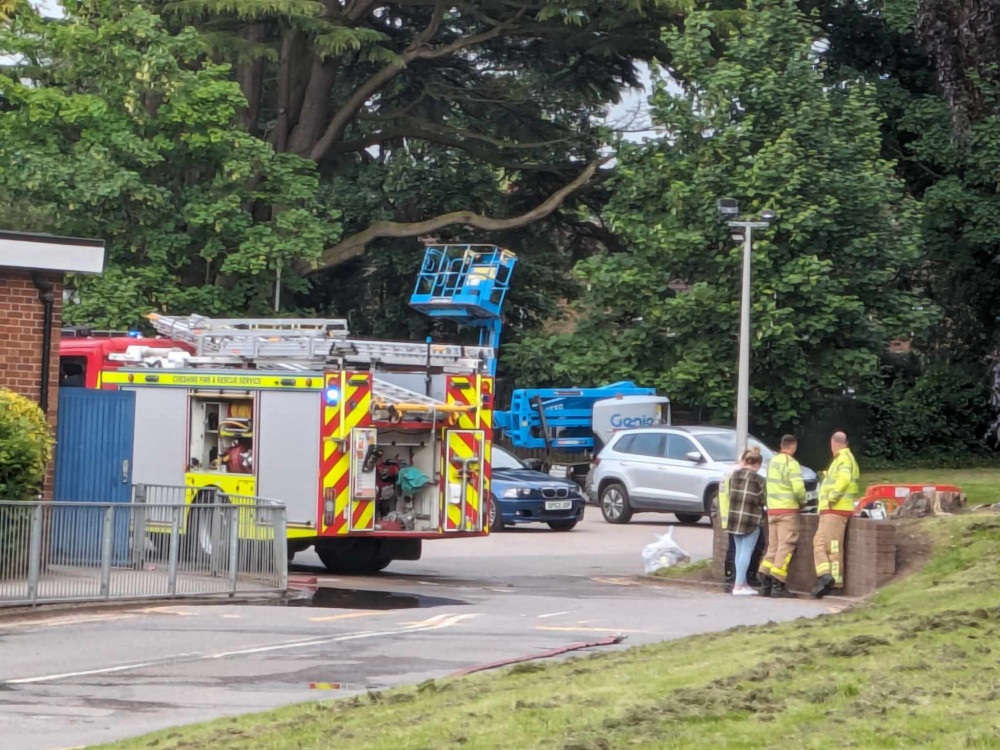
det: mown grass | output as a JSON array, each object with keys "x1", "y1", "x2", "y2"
[
  {"x1": 652, "y1": 558, "x2": 712, "y2": 579},
  {"x1": 101, "y1": 513, "x2": 1000, "y2": 750},
  {"x1": 864, "y1": 467, "x2": 1000, "y2": 506}
]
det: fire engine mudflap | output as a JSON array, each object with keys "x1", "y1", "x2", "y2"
[{"x1": 101, "y1": 314, "x2": 496, "y2": 575}]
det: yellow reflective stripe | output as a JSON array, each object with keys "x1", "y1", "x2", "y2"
[
  {"x1": 772, "y1": 553, "x2": 793, "y2": 578},
  {"x1": 816, "y1": 562, "x2": 831, "y2": 574},
  {"x1": 101, "y1": 370, "x2": 321, "y2": 390},
  {"x1": 830, "y1": 539, "x2": 839, "y2": 553}
]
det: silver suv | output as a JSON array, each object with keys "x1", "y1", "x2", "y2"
[{"x1": 589, "y1": 426, "x2": 818, "y2": 524}]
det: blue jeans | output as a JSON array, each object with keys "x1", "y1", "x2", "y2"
[{"x1": 733, "y1": 527, "x2": 761, "y2": 587}]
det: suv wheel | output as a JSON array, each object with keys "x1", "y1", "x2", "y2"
[
  {"x1": 675, "y1": 513, "x2": 703, "y2": 525},
  {"x1": 600, "y1": 483, "x2": 633, "y2": 524}
]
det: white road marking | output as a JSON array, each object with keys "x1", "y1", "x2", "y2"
[
  {"x1": 536, "y1": 611, "x2": 572, "y2": 619},
  {"x1": 5, "y1": 614, "x2": 480, "y2": 685}
]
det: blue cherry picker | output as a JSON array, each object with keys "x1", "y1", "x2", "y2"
[{"x1": 409, "y1": 244, "x2": 670, "y2": 489}]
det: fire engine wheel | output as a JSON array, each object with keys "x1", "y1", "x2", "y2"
[
  {"x1": 315, "y1": 539, "x2": 392, "y2": 575},
  {"x1": 185, "y1": 490, "x2": 231, "y2": 561}
]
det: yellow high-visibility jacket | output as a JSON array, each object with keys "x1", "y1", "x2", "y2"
[
  {"x1": 766, "y1": 453, "x2": 806, "y2": 512},
  {"x1": 819, "y1": 448, "x2": 860, "y2": 514},
  {"x1": 718, "y1": 463, "x2": 740, "y2": 530}
]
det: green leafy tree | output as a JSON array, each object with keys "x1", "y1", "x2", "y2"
[
  {"x1": 1, "y1": 0, "x2": 690, "y2": 338},
  {"x1": 0, "y1": 4, "x2": 342, "y2": 328},
  {"x1": 154, "y1": 0, "x2": 688, "y2": 270},
  {"x1": 508, "y1": 1, "x2": 932, "y2": 434}
]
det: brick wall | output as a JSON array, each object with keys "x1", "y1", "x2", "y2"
[
  {"x1": 0, "y1": 269, "x2": 64, "y2": 497},
  {"x1": 712, "y1": 514, "x2": 897, "y2": 597}
]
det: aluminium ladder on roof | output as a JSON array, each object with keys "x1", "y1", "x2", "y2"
[{"x1": 146, "y1": 313, "x2": 494, "y2": 371}]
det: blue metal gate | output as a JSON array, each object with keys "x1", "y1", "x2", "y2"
[{"x1": 52, "y1": 389, "x2": 136, "y2": 563}]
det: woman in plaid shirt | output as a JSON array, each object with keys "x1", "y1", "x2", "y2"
[{"x1": 727, "y1": 447, "x2": 767, "y2": 596}]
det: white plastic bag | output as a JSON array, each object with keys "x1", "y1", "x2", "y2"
[{"x1": 642, "y1": 527, "x2": 691, "y2": 574}]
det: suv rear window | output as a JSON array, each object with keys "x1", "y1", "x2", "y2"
[{"x1": 615, "y1": 432, "x2": 663, "y2": 457}]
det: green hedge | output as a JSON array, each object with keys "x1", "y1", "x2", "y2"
[{"x1": 0, "y1": 389, "x2": 54, "y2": 499}]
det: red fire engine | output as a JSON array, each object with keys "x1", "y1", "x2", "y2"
[{"x1": 58, "y1": 315, "x2": 495, "y2": 573}]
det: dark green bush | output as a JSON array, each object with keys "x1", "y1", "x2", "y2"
[
  {"x1": 0, "y1": 388, "x2": 54, "y2": 499},
  {"x1": 861, "y1": 360, "x2": 993, "y2": 462}
]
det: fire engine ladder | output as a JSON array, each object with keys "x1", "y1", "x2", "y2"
[
  {"x1": 241, "y1": 360, "x2": 473, "y2": 423},
  {"x1": 146, "y1": 313, "x2": 493, "y2": 371},
  {"x1": 369, "y1": 379, "x2": 474, "y2": 423}
]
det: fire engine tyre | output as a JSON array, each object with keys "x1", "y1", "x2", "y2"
[
  {"x1": 488, "y1": 496, "x2": 505, "y2": 532},
  {"x1": 315, "y1": 539, "x2": 392, "y2": 575},
  {"x1": 600, "y1": 483, "x2": 633, "y2": 524},
  {"x1": 674, "y1": 513, "x2": 703, "y2": 525},
  {"x1": 185, "y1": 490, "x2": 231, "y2": 562}
]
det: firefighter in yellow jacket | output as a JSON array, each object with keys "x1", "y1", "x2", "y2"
[
  {"x1": 758, "y1": 435, "x2": 805, "y2": 598},
  {"x1": 812, "y1": 431, "x2": 860, "y2": 598}
]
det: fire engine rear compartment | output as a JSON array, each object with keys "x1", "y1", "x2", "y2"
[{"x1": 126, "y1": 375, "x2": 485, "y2": 536}]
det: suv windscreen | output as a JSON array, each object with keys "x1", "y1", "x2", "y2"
[
  {"x1": 696, "y1": 433, "x2": 774, "y2": 463},
  {"x1": 616, "y1": 432, "x2": 663, "y2": 457}
]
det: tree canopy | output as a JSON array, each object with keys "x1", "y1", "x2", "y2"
[
  {"x1": 0, "y1": 4, "x2": 342, "y2": 326},
  {"x1": 0, "y1": 0, "x2": 685, "y2": 332},
  {"x1": 508, "y1": 1, "x2": 933, "y2": 433}
]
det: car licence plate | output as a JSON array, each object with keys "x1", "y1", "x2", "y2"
[
  {"x1": 546, "y1": 500, "x2": 572, "y2": 511},
  {"x1": 806, "y1": 491, "x2": 818, "y2": 502}
]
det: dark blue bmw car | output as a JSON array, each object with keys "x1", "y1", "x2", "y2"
[{"x1": 489, "y1": 446, "x2": 585, "y2": 532}]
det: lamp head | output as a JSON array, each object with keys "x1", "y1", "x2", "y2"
[{"x1": 716, "y1": 198, "x2": 739, "y2": 216}]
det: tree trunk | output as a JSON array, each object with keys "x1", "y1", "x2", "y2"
[
  {"x1": 235, "y1": 23, "x2": 266, "y2": 136},
  {"x1": 288, "y1": 59, "x2": 339, "y2": 156},
  {"x1": 272, "y1": 30, "x2": 296, "y2": 152}
]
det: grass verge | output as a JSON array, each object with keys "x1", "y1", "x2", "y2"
[
  {"x1": 652, "y1": 558, "x2": 712, "y2": 580},
  {"x1": 101, "y1": 514, "x2": 1000, "y2": 750}
]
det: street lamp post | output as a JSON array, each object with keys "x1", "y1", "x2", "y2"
[{"x1": 716, "y1": 200, "x2": 776, "y2": 457}]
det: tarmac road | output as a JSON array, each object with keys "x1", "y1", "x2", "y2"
[{"x1": 0, "y1": 514, "x2": 837, "y2": 750}]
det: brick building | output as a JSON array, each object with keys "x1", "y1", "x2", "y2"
[{"x1": 0, "y1": 231, "x2": 105, "y2": 491}]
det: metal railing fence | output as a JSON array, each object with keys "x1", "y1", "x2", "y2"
[{"x1": 0, "y1": 494, "x2": 287, "y2": 606}]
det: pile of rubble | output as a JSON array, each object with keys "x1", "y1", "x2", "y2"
[{"x1": 893, "y1": 490, "x2": 968, "y2": 518}]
